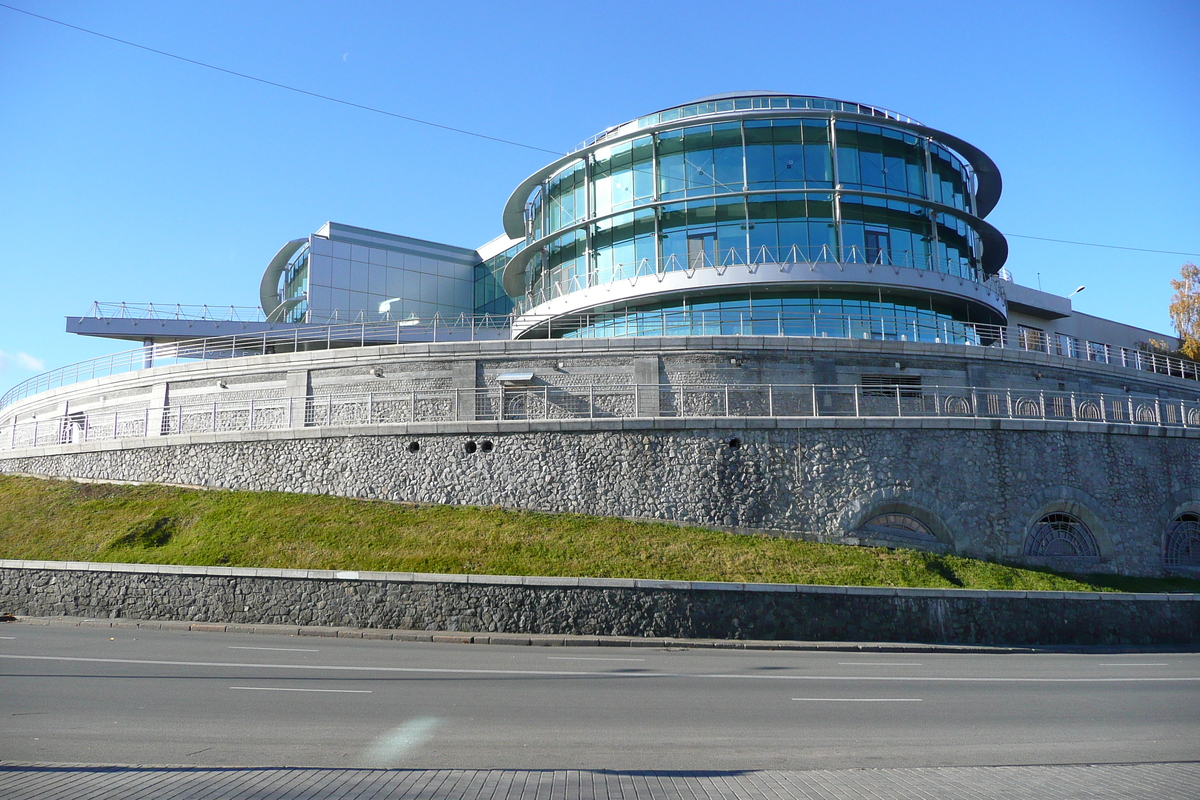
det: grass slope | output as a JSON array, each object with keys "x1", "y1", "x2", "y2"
[{"x1": 1, "y1": 475, "x2": 1196, "y2": 593}]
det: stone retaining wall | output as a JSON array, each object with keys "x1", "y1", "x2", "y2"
[
  {"x1": 2, "y1": 418, "x2": 1198, "y2": 577},
  {"x1": 2, "y1": 561, "x2": 1196, "y2": 646}
]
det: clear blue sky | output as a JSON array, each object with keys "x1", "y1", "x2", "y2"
[{"x1": 1, "y1": 0, "x2": 1198, "y2": 387}]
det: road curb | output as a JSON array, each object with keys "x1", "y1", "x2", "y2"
[{"x1": 16, "y1": 614, "x2": 1199, "y2": 653}]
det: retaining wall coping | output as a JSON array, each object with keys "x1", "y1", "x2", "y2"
[
  {"x1": 742, "y1": 582, "x2": 798, "y2": 593},
  {"x1": 519, "y1": 575, "x2": 578, "y2": 587},
  {"x1": 576, "y1": 576, "x2": 638, "y2": 589},
  {"x1": 939, "y1": 589, "x2": 989, "y2": 599},
  {"x1": 893, "y1": 587, "x2": 971, "y2": 598},
  {"x1": 1, "y1": 560, "x2": 1197, "y2": 604},
  {"x1": 690, "y1": 580, "x2": 744, "y2": 591},
  {"x1": 468, "y1": 573, "x2": 522, "y2": 585},
  {"x1": 412, "y1": 572, "x2": 470, "y2": 584},
  {"x1": 798, "y1": 584, "x2": 849, "y2": 594},
  {"x1": 845, "y1": 586, "x2": 897, "y2": 596},
  {"x1": 633, "y1": 579, "x2": 692, "y2": 591}
]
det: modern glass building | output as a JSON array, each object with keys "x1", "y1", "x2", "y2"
[
  {"x1": 499, "y1": 92, "x2": 1009, "y2": 340},
  {"x1": 75, "y1": 92, "x2": 1170, "y2": 360}
]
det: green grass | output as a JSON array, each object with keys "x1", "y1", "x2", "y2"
[{"x1": 1, "y1": 474, "x2": 1196, "y2": 593}]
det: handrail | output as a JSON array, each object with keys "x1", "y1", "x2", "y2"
[
  {"x1": 5, "y1": 312, "x2": 1198, "y2": 412},
  {"x1": 4, "y1": 383, "x2": 1197, "y2": 452},
  {"x1": 80, "y1": 301, "x2": 268, "y2": 322},
  {"x1": 516, "y1": 245, "x2": 985, "y2": 315}
]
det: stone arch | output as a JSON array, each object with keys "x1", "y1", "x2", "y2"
[
  {"x1": 1012, "y1": 486, "x2": 1113, "y2": 566},
  {"x1": 1024, "y1": 512, "x2": 1099, "y2": 557},
  {"x1": 838, "y1": 486, "x2": 959, "y2": 553},
  {"x1": 1161, "y1": 494, "x2": 1200, "y2": 573}
]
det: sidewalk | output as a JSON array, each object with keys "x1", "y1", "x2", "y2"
[{"x1": 3, "y1": 762, "x2": 1198, "y2": 799}]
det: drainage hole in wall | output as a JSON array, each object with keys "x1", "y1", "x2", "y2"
[
  {"x1": 407, "y1": 441, "x2": 420, "y2": 453},
  {"x1": 464, "y1": 441, "x2": 477, "y2": 454},
  {"x1": 480, "y1": 440, "x2": 494, "y2": 452},
  {"x1": 727, "y1": 438, "x2": 741, "y2": 449}
]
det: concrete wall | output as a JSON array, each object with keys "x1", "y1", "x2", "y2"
[
  {"x1": 3, "y1": 337, "x2": 1199, "y2": 578},
  {"x1": 2, "y1": 417, "x2": 1198, "y2": 577},
  {"x1": 7, "y1": 336, "x2": 1200, "y2": 428},
  {"x1": 2, "y1": 561, "x2": 1196, "y2": 646}
]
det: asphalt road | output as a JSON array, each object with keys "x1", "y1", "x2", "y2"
[{"x1": 2, "y1": 624, "x2": 1198, "y2": 770}]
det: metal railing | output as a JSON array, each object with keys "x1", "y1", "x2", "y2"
[
  {"x1": 517, "y1": 245, "x2": 984, "y2": 315},
  {"x1": 4, "y1": 383, "x2": 1198, "y2": 452},
  {"x1": 5, "y1": 311, "x2": 1198, "y2": 412},
  {"x1": 80, "y1": 301, "x2": 269, "y2": 322},
  {"x1": 1, "y1": 315, "x2": 512, "y2": 410}
]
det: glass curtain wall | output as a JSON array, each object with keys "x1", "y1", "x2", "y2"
[
  {"x1": 522, "y1": 115, "x2": 986, "y2": 311},
  {"x1": 559, "y1": 293, "x2": 982, "y2": 343},
  {"x1": 474, "y1": 244, "x2": 518, "y2": 316},
  {"x1": 280, "y1": 245, "x2": 310, "y2": 323}
]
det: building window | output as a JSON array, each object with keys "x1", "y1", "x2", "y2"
[
  {"x1": 1017, "y1": 325, "x2": 1045, "y2": 351},
  {"x1": 864, "y1": 229, "x2": 890, "y2": 264},
  {"x1": 1024, "y1": 512, "x2": 1100, "y2": 557},
  {"x1": 1164, "y1": 513, "x2": 1200, "y2": 569}
]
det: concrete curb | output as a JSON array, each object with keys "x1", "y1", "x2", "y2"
[{"x1": 11, "y1": 615, "x2": 1198, "y2": 654}]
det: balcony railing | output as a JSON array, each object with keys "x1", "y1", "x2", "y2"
[
  {"x1": 4, "y1": 312, "x2": 1197, "y2": 412},
  {"x1": 79, "y1": 301, "x2": 269, "y2": 322},
  {"x1": 517, "y1": 245, "x2": 983, "y2": 315},
  {"x1": 4, "y1": 383, "x2": 1198, "y2": 453}
]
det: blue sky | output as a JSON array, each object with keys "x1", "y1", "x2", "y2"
[{"x1": 1, "y1": 0, "x2": 1198, "y2": 388}]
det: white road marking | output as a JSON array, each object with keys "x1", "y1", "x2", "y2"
[
  {"x1": 837, "y1": 662, "x2": 922, "y2": 666},
  {"x1": 229, "y1": 646, "x2": 319, "y2": 652},
  {"x1": 231, "y1": 686, "x2": 372, "y2": 693},
  {"x1": 0, "y1": 636, "x2": 16, "y2": 640},
  {"x1": 2, "y1": 654, "x2": 1198, "y2": 683},
  {"x1": 547, "y1": 656, "x2": 646, "y2": 662},
  {"x1": 793, "y1": 697, "x2": 922, "y2": 702}
]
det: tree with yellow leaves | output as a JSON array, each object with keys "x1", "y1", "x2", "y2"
[{"x1": 1169, "y1": 262, "x2": 1200, "y2": 360}]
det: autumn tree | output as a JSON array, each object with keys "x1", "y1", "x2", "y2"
[{"x1": 1169, "y1": 262, "x2": 1200, "y2": 360}]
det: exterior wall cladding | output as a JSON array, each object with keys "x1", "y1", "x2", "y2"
[{"x1": 4, "y1": 94, "x2": 1200, "y2": 580}]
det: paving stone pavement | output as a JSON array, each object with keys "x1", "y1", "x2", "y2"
[{"x1": 2, "y1": 761, "x2": 1198, "y2": 799}]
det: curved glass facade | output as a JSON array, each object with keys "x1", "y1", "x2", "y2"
[
  {"x1": 558, "y1": 292, "x2": 985, "y2": 343},
  {"x1": 508, "y1": 94, "x2": 1005, "y2": 338}
]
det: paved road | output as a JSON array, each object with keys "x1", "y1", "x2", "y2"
[{"x1": 3, "y1": 623, "x2": 1197, "y2": 773}]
